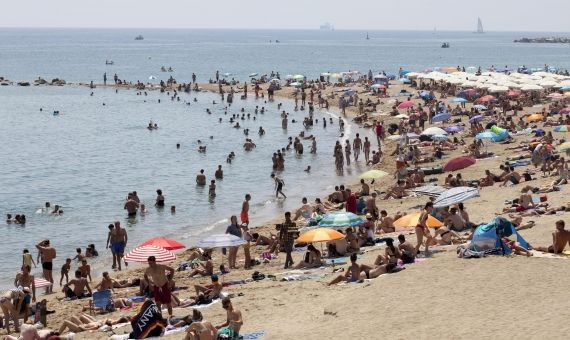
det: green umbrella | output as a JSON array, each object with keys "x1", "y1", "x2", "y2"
[{"x1": 359, "y1": 170, "x2": 388, "y2": 180}]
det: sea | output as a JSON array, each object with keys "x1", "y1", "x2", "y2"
[{"x1": 1, "y1": 28, "x2": 569, "y2": 288}]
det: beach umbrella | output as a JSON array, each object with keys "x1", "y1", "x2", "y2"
[
  {"x1": 34, "y1": 277, "x2": 52, "y2": 288},
  {"x1": 450, "y1": 97, "x2": 467, "y2": 103},
  {"x1": 443, "y1": 156, "x2": 476, "y2": 172},
  {"x1": 506, "y1": 90, "x2": 521, "y2": 97},
  {"x1": 397, "y1": 101, "x2": 414, "y2": 109},
  {"x1": 371, "y1": 84, "x2": 386, "y2": 89},
  {"x1": 525, "y1": 114, "x2": 544, "y2": 123},
  {"x1": 548, "y1": 93, "x2": 565, "y2": 101},
  {"x1": 289, "y1": 82, "x2": 302, "y2": 87},
  {"x1": 393, "y1": 212, "x2": 443, "y2": 229},
  {"x1": 343, "y1": 90, "x2": 356, "y2": 97},
  {"x1": 196, "y1": 234, "x2": 245, "y2": 249},
  {"x1": 557, "y1": 142, "x2": 570, "y2": 151},
  {"x1": 374, "y1": 74, "x2": 388, "y2": 79},
  {"x1": 489, "y1": 85, "x2": 509, "y2": 93},
  {"x1": 318, "y1": 212, "x2": 364, "y2": 228},
  {"x1": 432, "y1": 112, "x2": 452, "y2": 123},
  {"x1": 419, "y1": 91, "x2": 431, "y2": 99},
  {"x1": 359, "y1": 169, "x2": 389, "y2": 180},
  {"x1": 296, "y1": 228, "x2": 345, "y2": 244},
  {"x1": 475, "y1": 95, "x2": 496, "y2": 103},
  {"x1": 124, "y1": 245, "x2": 176, "y2": 263},
  {"x1": 561, "y1": 86, "x2": 570, "y2": 91},
  {"x1": 433, "y1": 187, "x2": 480, "y2": 208},
  {"x1": 422, "y1": 127, "x2": 448, "y2": 136},
  {"x1": 139, "y1": 237, "x2": 186, "y2": 251},
  {"x1": 476, "y1": 131, "x2": 499, "y2": 140},
  {"x1": 433, "y1": 134, "x2": 448, "y2": 141},
  {"x1": 399, "y1": 78, "x2": 411, "y2": 83},
  {"x1": 445, "y1": 125, "x2": 463, "y2": 133},
  {"x1": 320, "y1": 72, "x2": 330, "y2": 76},
  {"x1": 292, "y1": 74, "x2": 305, "y2": 80},
  {"x1": 469, "y1": 115, "x2": 484, "y2": 123},
  {"x1": 554, "y1": 125, "x2": 570, "y2": 132},
  {"x1": 473, "y1": 105, "x2": 487, "y2": 110},
  {"x1": 521, "y1": 84, "x2": 543, "y2": 92}
]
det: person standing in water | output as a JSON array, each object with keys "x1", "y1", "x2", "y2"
[
  {"x1": 344, "y1": 140, "x2": 352, "y2": 166},
  {"x1": 270, "y1": 173, "x2": 286, "y2": 199},
  {"x1": 209, "y1": 180, "x2": 216, "y2": 197},
  {"x1": 353, "y1": 133, "x2": 362, "y2": 162},
  {"x1": 155, "y1": 189, "x2": 165, "y2": 207},
  {"x1": 363, "y1": 137, "x2": 371, "y2": 163},
  {"x1": 241, "y1": 194, "x2": 251, "y2": 226},
  {"x1": 196, "y1": 169, "x2": 206, "y2": 186}
]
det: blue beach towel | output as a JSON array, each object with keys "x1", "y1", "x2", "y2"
[{"x1": 241, "y1": 331, "x2": 266, "y2": 339}]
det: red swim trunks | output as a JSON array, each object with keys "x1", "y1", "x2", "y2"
[
  {"x1": 153, "y1": 283, "x2": 171, "y2": 305},
  {"x1": 240, "y1": 212, "x2": 249, "y2": 224}
]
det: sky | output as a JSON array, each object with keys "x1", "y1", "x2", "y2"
[{"x1": 3, "y1": 0, "x2": 570, "y2": 32}]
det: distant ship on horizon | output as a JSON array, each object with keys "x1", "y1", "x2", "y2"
[
  {"x1": 475, "y1": 17, "x2": 484, "y2": 33},
  {"x1": 320, "y1": 23, "x2": 334, "y2": 31}
]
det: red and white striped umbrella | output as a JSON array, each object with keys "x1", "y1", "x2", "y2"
[
  {"x1": 34, "y1": 277, "x2": 52, "y2": 288},
  {"x1": 124, "y1": 245, "x2": 176, "y2": 263}
]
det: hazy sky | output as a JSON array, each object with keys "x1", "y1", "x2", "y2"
[{"x1": 3, "y1": 0, "x2": 569, "y2": 32}]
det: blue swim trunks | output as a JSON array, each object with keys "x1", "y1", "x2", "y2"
[{"x1": 111, "y1": 242, "x2": 125, "y2": 254}]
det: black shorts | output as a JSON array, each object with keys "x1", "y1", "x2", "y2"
[
  {"x1": 127, "y1": 212, "x2": 137, "y2": 217},
  {"x1": 277, "y1": 183, "x2": 283, "y2": 191},
  {"x1": 42, "y1": 262, "x2": 53, "y2": 271}
]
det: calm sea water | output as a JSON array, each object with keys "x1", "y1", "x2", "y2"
[{"x1": 1, "y1": 28, "x2": 568, "y2": 287}]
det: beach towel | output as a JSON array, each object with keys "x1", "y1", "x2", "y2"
[
  {"x1": 191, "y1": 298, "x2": 221, "y2": 309},
  {"x1": 241, "y1": 331, "x2": 266, "y2": 339},
  {"x1": 163, "y1": 325, "x2": 189, "y2": 336},
  {"x1": 130, "y1": 300, "x2": 166, "y2": 339}
]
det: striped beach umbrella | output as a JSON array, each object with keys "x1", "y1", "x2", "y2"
[
  {"x1": 196, "y1": 234, "x2": 245, "y2": 249},
  {"x1": 124, "y1": 245, "x2": 176, "y2": 263},
  {"x1": 318, "y1": 212, "x2": 364, "y2": 228},
  {"x1": 433, "y1": 187, "x2": 479, "y2": 208}
]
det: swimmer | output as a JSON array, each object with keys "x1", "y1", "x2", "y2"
[{"x1": 304, "y1": 166, "x2": 311, "y2": 173}]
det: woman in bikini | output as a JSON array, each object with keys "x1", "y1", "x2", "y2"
[{"x1": 415, "y1": 202, "x2": 434, "y2": 256}]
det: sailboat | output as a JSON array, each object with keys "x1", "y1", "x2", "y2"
[
  {"x1": 476, "y1": 17, "x2": 484, "y2": 34},
  {"x1": 366, "y1": 32, "x2": 370, "y2": 40}
]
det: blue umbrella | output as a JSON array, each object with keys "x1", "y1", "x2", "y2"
[
  {"x1": 433, "y1": 134, "x2": 448, "y2": 141},
  {"x1": 561, "y1": 86, "x2": 570, "y2": 91},
  {"x1": 476, "y1": 131, "x2": 498, "y2": 140},
  {"x1": 450, "y1": 98, "x2": 467, "y2": 103},
  {"x1": 432, "y1": 112, "x2": 452, "y2": 123}
]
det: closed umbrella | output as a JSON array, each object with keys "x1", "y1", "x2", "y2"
[
  {"x1": 359, "y1": 170, "x2": 389, "y2": 179},
  {"x1": 196, "y1": 234, "x2": 245, "y2": 249},
  {"x1": 443, "y1": 156, "x2": 476, "y2": 172},
  {"x1": 422, "y1": 127, "x2": 448, "y2": 136},
  {"x1": 124, "y1": 245, "x2": 176, "y2": 263},
  {"x1": 432, "y1": 112, "x2": 452, "y2": 123},
  {"x1": 393, "y1": 212, "x2": 443, "y2": 229},
  {"x1": 139, "y1": 237, "x2": 186, "y2": 251},
  {"x1": 297, "y1": 228, "x2": 345, "y2": 243},
  {"x1": 397, "y1": 101, "x2": 414, "y2": 109},
  {"x1": 318, "y1": 212, "x2": 364, "y2": 228},
  {"x1": 433, "y1": 187, "x2": 479, "y2": 208}
]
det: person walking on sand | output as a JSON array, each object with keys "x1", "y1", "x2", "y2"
[
  {"x1": 344, "y1": 140, "x2": 352, "y2": 166},
  {"x1": 415, "y1": 202, "x2": 434, "y2": 256},
  {"x1": 241, "y1": 194, "x2": 251, "y2": 226},
  {"x1": 144, "y1": 256, "x2": 175, "y2": 316},
  {"x1": 280, "y1": 212, "x2": 298, "y2": 269},
  {"x1": 36, "y1": 240, "x2": 56, "y2": 293},
  {"x1": 271, "y1": 173, "x2": 286, "y2": 199}
]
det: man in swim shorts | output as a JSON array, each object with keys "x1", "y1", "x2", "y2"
[
  {"x1": 36, "y1": 240, "x2": 56, "y2": 293},
  {"x1": 241, "y1": 194, "x2": 251, "y2": 226},
  {"x1": 124, "y1": 194, "x2": 139, "y2": 217},
  {"x1": 108, "y1": 222, "x2": 128, "y2": 270},
  {"x1": 144, "y1": 256, "x2": 175, "y2": 316}
]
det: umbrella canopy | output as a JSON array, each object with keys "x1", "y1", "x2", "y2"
[
  {"x1": 359, "y1": 169, "x2": 389, "y2": 180},
  {"x1": 558, "y1": 142, "x2": 570, "y2": 151},
  {"x1": 554, "y1": 125, "x2": 570, "y2": 132},
  {"x1": 433, "y1": 187, "x2": 479, "y2": 208},
  {"x1": 422, "y1": 127, "x2": 448, "y2": 136},
  {"x1": 521, "y1": 84, "x2": 543, "y2": 92},
  {"x1": 139, "y1": 237, "x2": 186, "y2": 251},
  {"x1": 469, "y1": 115, "x2": 484, "y2": 123},
  {"x1": 506, "y1": 90, "x2": 521, "y2": 97},
  {"x1": 318, "y1": 212, "x2": 364, "y2": 228},
  {"x1": 297, "y1": 228, "x2": 345, "y2": 243},
  {"x1": 476, "y1": 131, "x2": 499, "y2": 140},
  {"x1": 34, "y1": 277, "x2": 53, "y2": 288},
  {"x1": 443, "y1": 156, "x2": 476, "y2": 172},
  {"x1": 475, "y1": 95, "x2": 496, "y2": 103},
  {"x1": 393, "y1": 212, "x2": 443, "y2": 229},
  {"x1": 432, "y1": 112, "x2": 452, "y2": 123},
  {"x1": 445, "y1": 125, "x2": 464, "y2": 133},
  {"x1": 450, "y1": 97, "x2": 467, "y2": 103},
  {"x1": 292, "y1": 74, "x2": 305, "y2": 80},
  {"x1": 196, "y1": 234, "x2": 246, "y2": 249},
  {"x1": 397, "y1": 101, "x2": 414, "y2": 109},
  {"x1": 525, "y1": 114, "x2": 544, "y2": 123},
  {"x1": 124, "y1": 245, "x2": 176, "y2": 263}
]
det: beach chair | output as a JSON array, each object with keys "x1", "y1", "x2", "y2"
[{"x1": 89, "y1": 289, "x2": 113, "y2": 314}]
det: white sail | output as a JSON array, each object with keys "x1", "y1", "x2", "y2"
[{"x1": 477, "y1": 17, "x2": 484, "y2": 33}]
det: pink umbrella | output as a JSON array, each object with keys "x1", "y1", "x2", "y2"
[
  {"x1": 475, "y1": 95, "x2": 496, "y2": 104},
  {"x1": 139, "y1": 237, "x2": 186, "y2": 251},
  {"x1": 506, "y1": 90, "x2": 521, "y2": 97},
  {"x1": 124, "y1": 245, "x2": 176, "y2": 263},
  {"x1": 397, "y1": 101, "x2": 414, "y2": 109},
  {"x1": 560, "y1": 107, "x2": 570, "y2": 114},
  {"x1": 34, "y1": 277, "x2": 52, "y2": 288},
  {"x1": 443, "y1": 156, "x2": 476, "y2": 172}
]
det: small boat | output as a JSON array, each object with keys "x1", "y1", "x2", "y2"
[
  {"x1": 366, "y1": 32, "x2": 370, "y2": 40},
  {"x1": 105, "y1": 60, "x2": 114, "y2": 65},
  {"x1": 135, "y1": 35, "x2": 144, "y2": 40},
  {"x1": 441, "y1": 42, "x2": 450, "y2": 48}
]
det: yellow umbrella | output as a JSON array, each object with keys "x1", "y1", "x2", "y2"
[
  {"x1": 557, "y1": 142, "x2": 570, "y2": 151},
  {"x1": 359, "y1": 170, "x2": 389, "y2": 180},
  {"x1": 297, "y1": 228, "x2": 345, "y2": 243},
  {"x1": 525, "y1": 114, "x2": 544, "y2": 123},
  {"x1": 393, "y1": 212, "x2": 443, "y2": 229}
]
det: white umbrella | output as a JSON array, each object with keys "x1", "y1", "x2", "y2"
[
  {"x1": 488, "y1": 86, "x2": 509, "y2": 93},
  {"x1": 433, "y1": 187, "x2": 480, "y2": 208},
  {"x1": 196, "y1": 234, "x2": 245, "y2": 249},
  {"x1": 521, "y1": 84, "x2": 543, "y2": 92},
  {"x1": 422, "y1": 127, "x2": 448, "y2": 136},
  {"x1": 539, "y1": 80, "x2": 558, "y2": 88}
]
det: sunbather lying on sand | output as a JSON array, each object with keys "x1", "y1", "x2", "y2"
[{"x1": 58, "y1": 314, "x2": 127, "y2": 334}]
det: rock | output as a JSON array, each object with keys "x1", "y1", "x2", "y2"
[{"x1": 17, "y1": 82, "x2": 30, "y2": 86}]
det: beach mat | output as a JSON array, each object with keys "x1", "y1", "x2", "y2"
[{"x1": 242, "y1": 331, "x2": 266, "y2": 339}]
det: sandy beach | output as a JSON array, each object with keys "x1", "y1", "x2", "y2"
[{"x1": 4, "y1": 71, "x2": 570, "y2": 340}]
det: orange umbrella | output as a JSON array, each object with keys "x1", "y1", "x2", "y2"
[
  {"x1": 297, "y1": 228, "x2": 345, "y2": 243},
  {"x1": 526, "y1": 114, "x2": 544, "y2": 123},
  {"x1": 393, "y1": 212, "x2": 443, "y2": 229}
]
